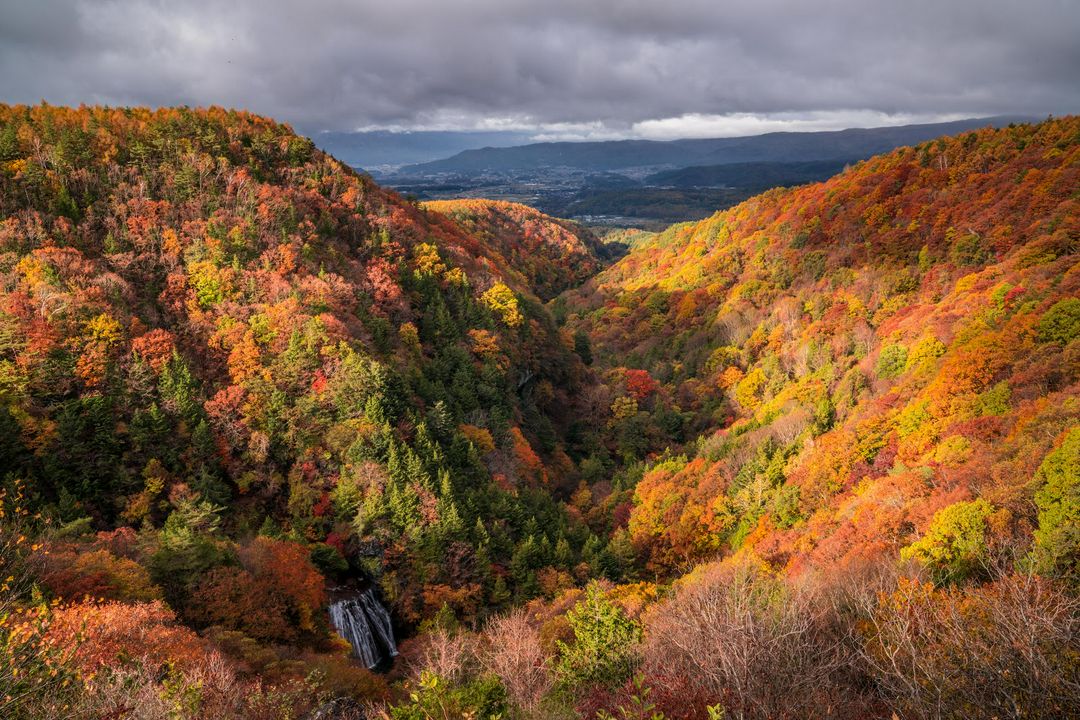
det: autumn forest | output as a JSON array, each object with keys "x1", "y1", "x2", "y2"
[{"x1": 0, "y1": 105, "x2": 1078, "y2": 719}]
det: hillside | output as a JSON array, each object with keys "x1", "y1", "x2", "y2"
[
  {"x1": 644, "y1": 158, "x2": 851, "y2": 189},
  {"x1": 423, "y1": 199, "x2": 614, "y2": 299},
  {"x1": 0, "y1": 104, "x2": 609, "y2": 716},
  {"x1": 387, "y1": 118, "x2": 1031, "y2": 228},
  {"x1": 562, "y1": 116, "x2": 1080, "y2": 576},
  {"x1": 538, "y1": 118, "x2": 1080, "y2": 718}
]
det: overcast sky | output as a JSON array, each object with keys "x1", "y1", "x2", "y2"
[{"x1": 1, "y1": 0, "x2": 1077, "y2": 140}]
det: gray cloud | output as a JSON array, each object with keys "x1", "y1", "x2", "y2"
[{"x1": 0, "y1": 0, "x2": 1077, "y2": 136}]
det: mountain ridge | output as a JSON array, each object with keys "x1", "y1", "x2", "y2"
[
  {"x1": 313, "y1": 129, "x2": 534, "y2": 170},
  {"x1": 400, "y1": 116, "x2": 1033, "y2": 174}
]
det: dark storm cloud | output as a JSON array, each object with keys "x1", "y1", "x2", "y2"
[{"x1": 0, "y1": 0, "x2": 1077, "y2": 136}]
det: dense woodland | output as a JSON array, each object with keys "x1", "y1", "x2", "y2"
[
  {"x1": 0, "y1": 105, "x2": 1077, "y2": 719},
  {"x1": 421, "y1": 199, "x2": 616, "y2": 300}
]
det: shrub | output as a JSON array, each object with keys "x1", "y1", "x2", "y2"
[
  {"x1": 389, "y1": 671, "x2": 508, "y2": 720},
  {"x1": 860, "y1": 574, "x2": 1080, "y2": 719},
  {"x1": 642, "y1": 558, "x2": 863, "y2": 720},
  {"x1": 900, "y1": 498, "x2": 996, "y2": 584},
  {"x1": 1031, "y1": 428, "x2": 1080, "y2": 582},
  {"x1": 1038, "y1": 298, "x2": 1080, "y2": 345},
  {"x1": 482, "y1": 608, "x2": 553, "y2": 712},
  {"x1": 40, "y1": 547, "x2": 162, "y2": 602},
  {"x1": 874, "y1": 343, "x2": 908, "y2": 379}
]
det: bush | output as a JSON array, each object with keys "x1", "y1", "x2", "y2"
[
  {"x1": 642, "y1": 558, "x2": 864, "y2": 720},
  {"x1": 40, "y1": 547, "x2": 161, "y2": 602},
  {"x1": 900, "y1": 498, "x2": 997, "y2": 584},
  {"x1": 1031, "y1": 428, "x2": 1080, "y2": 582},
  {"x1": 860, "y1": 574, "x2": 1080, "y2": 719},
  {"x1": 874, "y1": 343, "x2": 908, "y2": 379},
  {"x1": 186, "y1": 566, "x2": 295, "y2": 642},
  {"x1": 482, "y1": 609, "x2": 553, "y2": 712},
  {"x1": 389, "y1": 671, "x2": 508, "y2": 720},
  {"x1": 1038, "y1": 298, "x2": 1080, "y2": 345}
]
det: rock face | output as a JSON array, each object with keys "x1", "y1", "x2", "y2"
[{"x1": 328, "y1": 587, "x2": 399, "y2": 669}]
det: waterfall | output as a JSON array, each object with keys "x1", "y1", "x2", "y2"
[{"x1": 328, "y1": 587, "x2": 398, "y2": 669}]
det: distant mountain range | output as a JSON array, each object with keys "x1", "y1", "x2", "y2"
[
  {"x1": 312, "y1": 129, "x2": 533, "y2": 170},
  {"x1": 356, "y1": 117, "x2": 1036, "y2": 226},
  {"x1": 398, "y1": 117, "x2": 1033, "y2": 174}
]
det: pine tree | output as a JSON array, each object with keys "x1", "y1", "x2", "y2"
[
  {"x1": 556, "y1": 582, "x2": 642, "y2": 690},
  {"x1": 554, "y1": 535, "x2": 574, "y2": 569}
]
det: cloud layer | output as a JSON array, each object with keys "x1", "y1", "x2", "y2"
[{"x1": 1, "y1": 0, "x2": 1077, "y2": 136}]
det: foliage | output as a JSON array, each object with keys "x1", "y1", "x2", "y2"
[
  {"x1": 0, "y1": 602, "x2": 81, "y2": 720},
  {"x1": 424, "y1": 199, "x2": 606, "y2": 300},
  {"x1": 560, "y1": 116, "x2": 1080, "y2": 585},
  {"x1": 389, "y1": 670, "x2": 508, "y2": 720},
  {"x1": 0, "y1": 102, "x2": 596, "y2": 639},
  {"x1": 0, "y1": 483, "x2": 82, "y2": 718},
  {"x1": 481, "y1": 282, "x2": 525, "y2": 328},
  {"x1": 1038, "y1": 298, "x2": 1080, "y2": 345},
  {"x1": 901, "y1": 498, "x2": 998, "y2": 583},
  {"x1": 874, "y1": 343, "x2": 908, "y2": 379},
  {"x1": 594, "y1": 674, "x2": 666, "y2": 720},
  {"x1": 860, "y1": 573, "x2": 1080, "y2": 720},
  {"x1": 641, "y1": 557, "x2": 862, "y2": 720},
  {"x1": 1031, "y1": 428, "x2": 1080, "y2": 582},
  {"x1": 2, "y1": 105, "x2": 1079, "y2": 719},
  {"x1": 556, "y1": 583, "x2": 642, "y2": 691}
]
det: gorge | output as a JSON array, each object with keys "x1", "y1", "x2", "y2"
[{"x1": 0, "y1": 104, "x2": 1076, "y2": 720}]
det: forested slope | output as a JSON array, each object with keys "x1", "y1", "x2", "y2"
[
  {"x1": 0, "y1": 104, "x2": 608, "y2": 717},
  {"x1": 423, "y1": 199, "x2": 612, "y2": 300},
  {"x1": 562, "y1": 117, "x2": 1080, "y2": 576},
  {"x1": 536, "y1": 116, "x2": 1080, "y2": 719}
]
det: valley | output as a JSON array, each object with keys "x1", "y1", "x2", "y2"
[{"x1": 0, "y1": 105, "x2": 1077, "y2": 720}]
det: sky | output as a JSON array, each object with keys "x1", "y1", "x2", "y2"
[{"x1": 1, "y1": 0, "x2": 1078, "y2": 140}]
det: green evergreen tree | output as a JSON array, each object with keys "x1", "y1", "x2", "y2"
[{"x1": 556, "y1": 582, "x2": 642, "y2": 690}]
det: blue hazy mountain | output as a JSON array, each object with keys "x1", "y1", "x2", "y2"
[
  {"x1": 312, "y1": 129, "x2": 534, "y2": 170},
  {"x1": 398, "y1": 117, "x2": 1031, "y2": 174}
]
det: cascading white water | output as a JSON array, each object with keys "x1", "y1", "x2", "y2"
[{"x1": 328, "y1": 587, "x2": 399, "y2": 669}]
